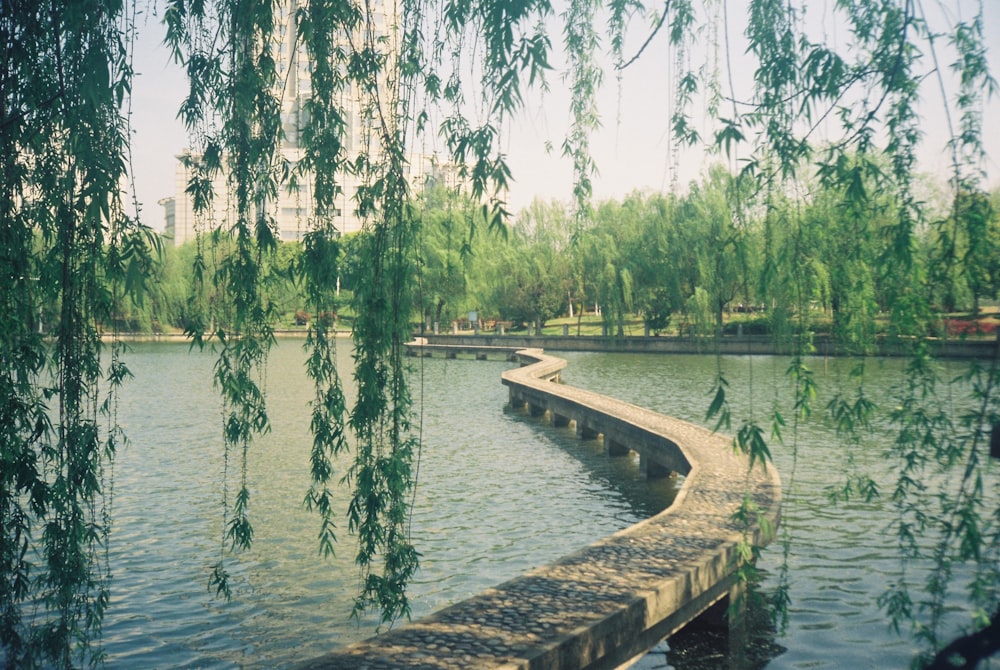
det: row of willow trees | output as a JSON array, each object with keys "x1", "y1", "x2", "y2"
[
  {"x1": 415, "y1": 169, "x2": 1000, "y2": 346},
  {"x1": 112, "y1": 168, "x2": 1000, "y2": 347},
  {"x1": 3, "y1": 0, "x2": 999, "y2": 668}
]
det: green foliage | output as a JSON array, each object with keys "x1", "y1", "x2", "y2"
[
  {"x1": 687, "y1": 0, "x2": 999, "y2": 661},
  {"x1": 0, "y1": 0, "x2": 156, "y2": 665},
  {"x1": 562, "y1": 0, "x2": 603, "y2": 224},
  {"x1": 414, "y1": 188, "x2": 475, "y2": 327},
  {"x1": 347, "y1": 197, "x2": 420, "y2": 624},
  {"x1": 640, "y1": 287, "x2": 671, "y2": 335},
  {"x1": 166, "y1": 0, "x2": 284, "y2": 601},
  {"x1": 705, "y1": 369, "x2": 731, "y2": 432},
  {"x1": 825, "y1": 361, "x2": 879, "y2": 504},
  {"x1": 934, "y1": 190, "x2": 1000, "y2": 315},
  {"x1": 482, "y1": 227, "x2": 569, "y2": 330}
]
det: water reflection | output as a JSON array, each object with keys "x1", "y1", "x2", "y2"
[
  {"x1": 503, "y1": 401, "x2": 681, "y2": 520},
  {"x1": 664, "y1": 600, "x2": 786, "y2": 670}
]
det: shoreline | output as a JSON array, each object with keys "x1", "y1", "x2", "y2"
[
  {"x1": 97, "y1": 329, "x2": 999, "y2": 359},
  {"x1": 98, "y1": 329, "x2": 351, "y2": 343},
  {"x1": 415, "y1": 331, "x2": 1000, "y2": 360}
]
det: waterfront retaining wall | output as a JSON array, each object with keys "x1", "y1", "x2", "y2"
[{"x1": 413, "y1": 332, "x2": 997, "y2": 359}]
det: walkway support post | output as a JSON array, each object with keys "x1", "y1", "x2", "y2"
[
  {"x1": 606, "y1": 438, "x2": 630, "y2": 457},
  {"x1": 640, "y1": 452, "x2": 672, "y2": 479}
]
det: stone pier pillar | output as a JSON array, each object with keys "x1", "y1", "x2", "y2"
[
  {"x1": 727, "y1": 579, "x2": 749, "y2": 670},
  {"x1": 508, "y1": 389, "x2": 523, "y2": 408},
  {"x1": 606, "y1": 438, "x2": 630, "y2": 457},
  {"x1": 640, "y1": 452, "x2": 671, "y2": 478},
  {"x1": 695, "y1": 579, "x2": 749, "y2": 669}
]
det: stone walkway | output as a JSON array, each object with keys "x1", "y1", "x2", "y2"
[{"x1": 297, "y1": 347, "x2": 781, "y2": 670}]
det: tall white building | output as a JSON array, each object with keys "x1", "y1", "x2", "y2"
[{"x1": 161, "y1": 0, "x2": 446, "y2": 246}]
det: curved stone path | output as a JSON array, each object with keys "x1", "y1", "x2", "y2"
[{"x1": 297, "y1": 346, "x2": 781, "y2": 670}]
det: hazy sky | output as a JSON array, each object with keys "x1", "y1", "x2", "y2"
[{"x1": 128, "y1": 1, "x2": 1000, "y2": 232}]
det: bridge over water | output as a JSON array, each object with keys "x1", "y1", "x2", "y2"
[{"x1": 298, "y1": 343, "x2": 781, "y2": 670}]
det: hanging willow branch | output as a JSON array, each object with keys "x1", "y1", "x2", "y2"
[{"x1": 0, "y1": 0, "x2": 157, "y2": 666}]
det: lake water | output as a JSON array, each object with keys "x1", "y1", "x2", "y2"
[
  {"x1": 102, "y1": 341, "x2": 676, "y2": 668},
  {"x1": 98, "y1": 342, "x2": 998, "y2": 668}
]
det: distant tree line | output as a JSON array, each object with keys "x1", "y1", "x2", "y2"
[{"x1": 101, "y1": 169, "x2": 999, "y2": 348}]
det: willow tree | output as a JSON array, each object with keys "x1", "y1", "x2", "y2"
[
  {"x1": 1, "y1": 0, "x2": 158, "y2": 667},
  {"x1": 675, "y1": 2, "x2": 1000, "y2": 666},
  {"x1": 2, "y1": 1, "x2": 997, "y2": 669},
  {"x1": 162, "y1": 0, "x2": 552, "y2": 629}
]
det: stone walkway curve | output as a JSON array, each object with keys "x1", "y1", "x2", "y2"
[{"x1": 297, "y1": 345, "x2": 781, "y2": 670}]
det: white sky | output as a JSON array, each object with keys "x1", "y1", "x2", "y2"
[{"x1": 127, "y1": 1, "x2": 1000, "y2": 232}]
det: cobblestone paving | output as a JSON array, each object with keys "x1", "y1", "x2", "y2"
[{"x1": 298, "y1": 346, "x2": 781, "y2": 670}]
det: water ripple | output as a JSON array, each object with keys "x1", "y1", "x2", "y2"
[{"x1": 100, "y1": 344, "x2": 674, "y2": 668}]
